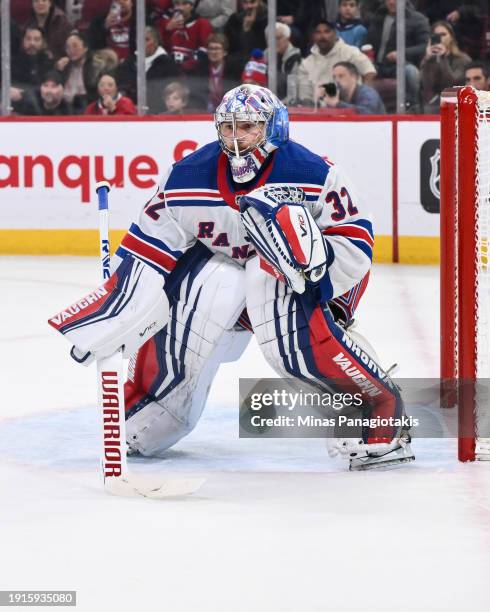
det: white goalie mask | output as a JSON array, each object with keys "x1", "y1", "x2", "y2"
[{"x1": 214, "y1": 85, "x2": 289, "y2": 183}]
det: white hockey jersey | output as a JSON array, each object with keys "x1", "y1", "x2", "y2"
[{"x1": 116, "y1": 140, "x2": 374, "y2": 300}]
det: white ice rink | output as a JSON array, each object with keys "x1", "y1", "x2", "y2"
[{"x1": 1, "y1": 257, "x2": 489, "y2": 612}]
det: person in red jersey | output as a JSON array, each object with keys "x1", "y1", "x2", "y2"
[
  {"x1": 85, "y1": 72, "x2": 137, "y2": 116},
  {"x1": 88, "y1": 0, "x2": 135, "y2": 63},
  {"x1": 157, "y1": 0, "x2": 213, "y2": 73}
]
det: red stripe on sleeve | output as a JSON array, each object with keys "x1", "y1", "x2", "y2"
[
  {"x1": 322, "y1": 225, "x2": 374, "y2": 247},
  {"x1": 164, "y1": 191, "x2": 220, "y2": 199},
  {"x1": 121, "y1": 233, "x2": 177, "y2": 272}
]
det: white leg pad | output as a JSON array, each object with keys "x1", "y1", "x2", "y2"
[{"x1": 126, "y1": 253, "x2": 249, "y2": 455}]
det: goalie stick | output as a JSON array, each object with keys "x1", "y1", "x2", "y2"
[{"x1": 94, "y1": 181, "x2": 204, "y2": 498}]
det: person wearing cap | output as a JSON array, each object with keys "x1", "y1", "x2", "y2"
[
  {"x1": 297, "y1": 19, "x2": 376, "y2": 106},
  {"x1": 11, "y1": 70, "x2": 72, "y2": 116},
  {"x1": 157, "y1": 0, "x2": 213, "y2": 73},
  {"x1": 241, "y1": 49, "x2": 267, "y2": 86},
  {"x1": 294, "y1": 0, "x2": 343, "y2": 51}
]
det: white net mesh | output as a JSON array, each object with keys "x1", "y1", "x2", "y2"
[{"x1": 475, "y1": 91, "x2": 490, "y2": 458}]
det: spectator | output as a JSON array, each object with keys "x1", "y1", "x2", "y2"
[
  {"x1": 336, "y1": 0, "x2": 367, "y2": 49},
  {"x1": 297, "y1": 20, "x2": 376, "y2": 106},
  {"x1": 88, "y1": 0, "x2": 136, "y2": 63},
  {"x1": 25, "y1": 0, "x2": 71, "y2": 59},
  {"x1": 360, "y1": 0, "x2": 383, "y2": 24},
  {"x1": 420, "y1": 21, "x2": 471, "y2": 113},
  {"x1": 189, "y1": 33, "x2": 241, "y2": 112},
  {"x1": 85, "y1": 72, "x2": 137, "y2": 115},
  {"x1": 147, "y1": 0, "x2": 173, "y2": 23},
  {"x1": 56, "y1": 32, "x2": 102, "y2": 113},
  {"x1": 161, "y1": 81, "x2": 190, "y2": 113},
  {"x1": 117, "y1": 26, "x2": 179, "y2": 111},
  {"x1": 317, "y1": 61, "x2": 386, "y2": 113},
  {"x1": 295, "y1": 0, "x2": 341, "y2": 51},
  {"x1": 11, "y1": 70, "x2": 72, "y2": 115},
  {"x1": 276, "y1": 0, "x2": 303, "y2": 48},
  {"x1": 11, "y1": 27, "x2": 54, "y2": 91},
  {"x1": 277, "y1": 0, "x2": 300, "y2": 26},
  {"x1": 144, "y1": 24, "x2": 179, "y2": 80},
  {"x1": 143, "y1": 25, "x2": 178, "y2": 79},
  {"x1": 423, "y1": 1, "x2": 486, "y2": 60},
  {"x1": 366, "y1": 0, "x2": 430, "y2": 111},
  {"x1": 224, "y1": 0, "x2": 268, "y2": 66},
  {"x1": 465, "y1": 61, "x2": 490, "y2": 90},
  {"x1": 195, "y1": 0, "x2": 237, "y2": 32},
  {"x1": 157, "y1": 0, "x2": 213, "y2": 73},
  {"x1": 241, "y1": 49, "x2": 268, "y2": 86},
  {"x1": 264, "y1": 22, "x2": 301, "y2": 101}
]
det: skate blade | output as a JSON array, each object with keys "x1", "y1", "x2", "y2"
[
  {"x1": 104, "y1": 476, "x2": 206, "y2": 499},
  {"x1": 349, "y1": 453, "x2": 415, "y2": 472}
]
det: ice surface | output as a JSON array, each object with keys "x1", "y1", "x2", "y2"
[{"x1": 1, "y1": 257, "x2": 489, "y2": 612}]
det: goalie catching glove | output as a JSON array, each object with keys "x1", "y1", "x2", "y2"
[
  {"x1": 48, "y1": 255, "x2": 169, "y2": 364},
  {"x1": 239, "y1": 186, "x2": 330, "y2": 294}
]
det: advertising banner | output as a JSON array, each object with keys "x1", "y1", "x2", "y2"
[
  {"x1": 0, "y1": 120, "x2": 215, "y2": 230},
  {"x1": 0, "y1": 117, "x2": 440, "y2": 262}
]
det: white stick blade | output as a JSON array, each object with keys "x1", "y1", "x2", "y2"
[{"x1": 104, "y1": 476, "x2": 206, "y2": 499}]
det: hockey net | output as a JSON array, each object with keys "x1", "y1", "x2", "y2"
[{"x1": 440, "y1": 87, "x2": 490, "y2": 461}]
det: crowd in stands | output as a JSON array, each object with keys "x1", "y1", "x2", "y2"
[{"x1": 1, "y1": 0, "x2": 489, "y2": 117}]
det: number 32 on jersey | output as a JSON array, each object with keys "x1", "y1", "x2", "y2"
[{"x1": 327, "y1": 187, "x2": 359, "y2": 222}]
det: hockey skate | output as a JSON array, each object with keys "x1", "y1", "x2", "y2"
[{"x1": 348, "y1": 431, "x2": 415, "y2": 471}]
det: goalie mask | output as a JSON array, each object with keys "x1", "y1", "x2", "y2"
[{"x1": 214, "y1": 85, "x2": 289, "y2": 183}]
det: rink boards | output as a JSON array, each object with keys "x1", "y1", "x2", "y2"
[{"x1": 0, "y1": 115, "x2": 440, "y2": 263}]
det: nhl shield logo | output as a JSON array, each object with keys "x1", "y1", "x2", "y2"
[
  {"x1": 420, "y1": 139, "x2": 440, "y2": 213},
  {"x1": 429, "y1": 148, "x2": 440, "y2": 199}
]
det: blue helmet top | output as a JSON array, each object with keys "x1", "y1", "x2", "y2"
[{"x1": 214, "y1": 85, "x2": 289, "y2": 153}]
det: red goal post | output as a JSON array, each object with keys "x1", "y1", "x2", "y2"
[{"x1": 440, "y1": 86, "x2": 490, "y2": 462}]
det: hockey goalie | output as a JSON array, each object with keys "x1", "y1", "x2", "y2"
[{"x1": 49, "y1": 84, "x2": 414, "y2": 471}]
